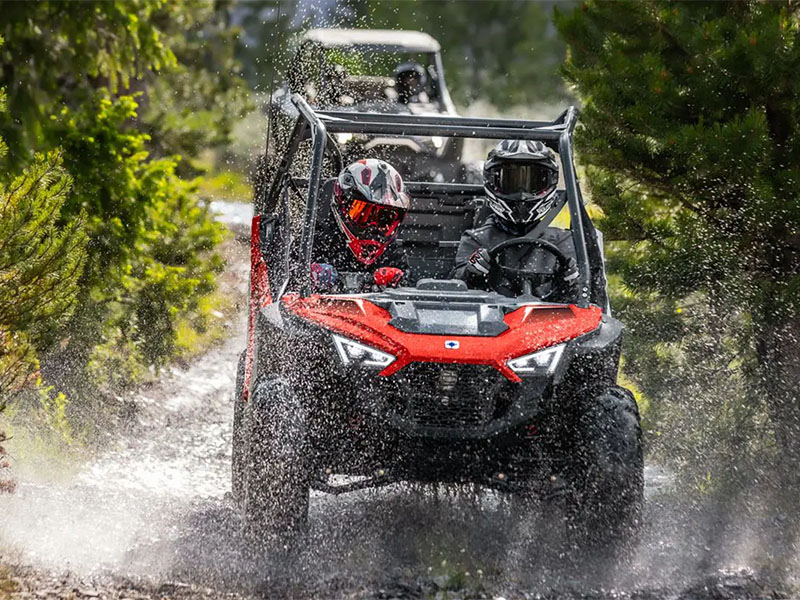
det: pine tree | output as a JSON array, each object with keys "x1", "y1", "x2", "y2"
[
  {"x1": 0, "y1": 80, "x2": 87, "y2": 405},
  {"x1": 0, "y1": 4, "x2": 229, "y2": 393},
  {"x1": 556, "y1": 2, "x2": 800, "y2": 465}
]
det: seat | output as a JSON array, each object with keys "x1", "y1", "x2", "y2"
[
  {"x1": 314, "y1": 180, "x2": 482, "y2": 280},
  {"x1": 394, "y1": 182, "x2": 482, "y2": 279}
]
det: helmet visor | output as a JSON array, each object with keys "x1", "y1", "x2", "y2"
[
  {"x1": 491, "y1": 163, "x2": 558, "y2": 197},
  {"x1": 344, "y1": 194, "x2": 406, "y2": 241}
]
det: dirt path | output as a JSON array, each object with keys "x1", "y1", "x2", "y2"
[{"x1": 1, "y1": 206, "x2": 797, "y2": 599}]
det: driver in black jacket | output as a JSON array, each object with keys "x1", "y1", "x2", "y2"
[{"x1": 451, "y1": 140, "x2": 579, "y2": 300}]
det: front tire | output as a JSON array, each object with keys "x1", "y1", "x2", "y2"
[
  {"x1": 566, "y1": 386, "x2": 644, "y2": 554},
  {"x1": 243, "y1": 377, "x2": 310, "y2": 544}
]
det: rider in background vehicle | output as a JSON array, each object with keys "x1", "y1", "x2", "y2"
[
  {"x1": 312, "y1": 159, "x2": 410, "y2": 291},
  {"x1": 450, "y1": 140, "x2": 579, "y2": 300},
  {"x1": 394, "y1": 63, "x2": 429, "y2": 104}
]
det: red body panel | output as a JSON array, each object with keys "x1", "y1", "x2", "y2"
[
  {"x1": 283, "y1": 295, "x2": 602, "y2": 383},
  {"x1": 244, "y1": 215, "x2": 272, "y2": 401}
]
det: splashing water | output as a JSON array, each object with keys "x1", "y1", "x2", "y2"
[{"x1": 1, "y1": 231, "x2": 797, "y2": 599}]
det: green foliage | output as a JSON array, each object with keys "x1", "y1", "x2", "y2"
[
  {"x1": 354, "y1": 0, "x2": 572, "y2": 107},
  {"x1": 141, "y1": 1, "x2": 253, "y2": 166},
  {"x1": 54, "y1": 96, "x2": 151, "y2": 275},
  {"x1": 196, "y1": 168, "x2": 254, "y2": 203},
  {"x1": 36, "y1": 389, "x2": 74, "y2": 446},
  {"x1": 0, "y1": 1, "x2": 252, "y2": 169},
  {"x1": 233, "y1": 0, "x2": 574, "y2": 108},
  {"x1": 2, "y1": 383, "x2": 85, "y2": 479},
  {"x1": 557, "y1": 2, "x2": 800, "y2": 301},
  {"x1": 230, "y1": 1, "x2": 300, "y2": 93},
  {"x1": 173, "y1": 290, "x2": 233, "y2": 363},
  {"x1": 0, "y1": 0, "x2": 176, "y2": 167},
  {"x1": 127, "y1": 165, "x2": 225, "y2": 365},
  {"x1": 0, "y1": 1, "x2": 247, "y2": 402},
  {"x1": 0, "y1": 36, "x2": 87, "y2": 459},
  {"x1": 556, "y1": 1, "x2": 800, "y2": 470},
  {"x1": 0, "y1": 147, "x2": 87, "y2": 402},
  {"x1": 51, "y1": 93, "x2": 225, "y2": 369}
]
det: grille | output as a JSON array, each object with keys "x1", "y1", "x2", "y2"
[{"x1": 384, "y1": 363, "x2": 507, "y2": 429}]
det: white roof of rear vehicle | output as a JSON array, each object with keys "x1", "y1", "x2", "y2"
[{"x1": 303, "y1": 28, "x2": 440, "y2": 53}]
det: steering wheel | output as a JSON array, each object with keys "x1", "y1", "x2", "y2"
[{"x1": 487, "y1": 237, "x2": 577, "y2": 299}]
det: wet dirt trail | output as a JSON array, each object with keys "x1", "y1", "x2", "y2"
[{"x1": 1, "y1": 206, "x2": 797, "y2": 599}]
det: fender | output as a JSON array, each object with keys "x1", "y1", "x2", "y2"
[{"x1": 244, "y1": 215, "x2": 272, "y2": 401}]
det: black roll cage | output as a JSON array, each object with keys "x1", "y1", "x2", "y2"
[{"x1": 261, "y1": 93, "x2": 593, "y2": 308}]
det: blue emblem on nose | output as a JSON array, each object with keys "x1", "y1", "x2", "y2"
[{"x1": 444, "y1": 340, "x2": 459, "y2": 349}]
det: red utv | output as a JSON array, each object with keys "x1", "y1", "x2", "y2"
[{"x1": 233, "y1": 95, "x2": 643, "y2": 552}]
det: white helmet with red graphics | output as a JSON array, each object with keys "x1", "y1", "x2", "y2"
[{"x1": 333, "y1": 159, "x2": 410, "y2": 265}]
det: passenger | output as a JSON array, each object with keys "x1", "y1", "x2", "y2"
[
  {"x1": 311, "y1": 159, "x2": 410, "y2": 291},
  {"x1": 451, "y1": 140, "x2": 579, "y2": 300}
]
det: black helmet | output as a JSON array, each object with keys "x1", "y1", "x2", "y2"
[
  {"x1": 483, "y1": 140, "x2": 559, "y2": 228},
  {"x1": 393, "y1": 62, "x2": 427, "y2": 102}
]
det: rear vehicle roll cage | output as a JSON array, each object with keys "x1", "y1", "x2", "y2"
[
  {"x1": 261, "y1": 93, "x2": 594, "y2": 308},
  {"x1": 288, "y1": 28, "x2": 457, "y2": 115}
]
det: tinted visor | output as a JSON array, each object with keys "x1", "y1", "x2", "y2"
[
  {"x1": 491, "y1": 163, "x2": 557, "y2": 196},
  {"x1": 343, "y1": 194, "x2": 406, "y2": 241}
]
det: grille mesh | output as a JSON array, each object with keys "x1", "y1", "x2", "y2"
[{"x1": 384, "y1": 363, "x2": 507, "y2": 429}]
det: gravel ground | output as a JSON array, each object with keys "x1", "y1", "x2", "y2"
[{"x1": 0, "y1": 560, "x2": 246, "y2": 600}]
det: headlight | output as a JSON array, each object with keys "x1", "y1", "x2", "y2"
[
  {"x1": 332, "y1": 334, "x2": 395, "y2": 369},
  {"x1": 507, "y1": 344, "x2": 565, "y2": 376}
]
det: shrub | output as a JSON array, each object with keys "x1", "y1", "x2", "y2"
[{"x1": 47, "y1": 93, "x2": 225, "y2": 390}]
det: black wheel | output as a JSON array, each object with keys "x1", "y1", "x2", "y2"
[
  {"x1": 566, "y1": 386, "x2": 644, "y2": 555},
  {"x1": 231, "y1": 351, "x2": 246, "y2": 503},
  {"x1": 243, "y1": 377, "x2": 310, "y2": 543}
]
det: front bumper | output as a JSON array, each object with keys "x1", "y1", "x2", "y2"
[
  {"x1": 260, "y1": 307, "x2": 622, "y2": 442},
  {"x1": 365, "y1": 362, "x2": 549, "y2": 439}
]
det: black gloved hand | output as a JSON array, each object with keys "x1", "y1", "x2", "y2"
[{"x1": 466, "y1": 247, "x2": 494, "y2": 278}]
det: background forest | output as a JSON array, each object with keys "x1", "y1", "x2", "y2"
[{"x1": 1, "y1": 0, "x2": 799, "y2": 499}]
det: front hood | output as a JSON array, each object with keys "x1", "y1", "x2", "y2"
[{"x1": 282, "y1": 294, "x2": 602, "y2": 382}]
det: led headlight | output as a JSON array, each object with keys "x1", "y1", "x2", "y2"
[
  {"x1": 507, "y1": 344, "x2": 565, "y2": 376},
  {"x1": 332, "y1": 334, "x2": 395, "y2": 369}
]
